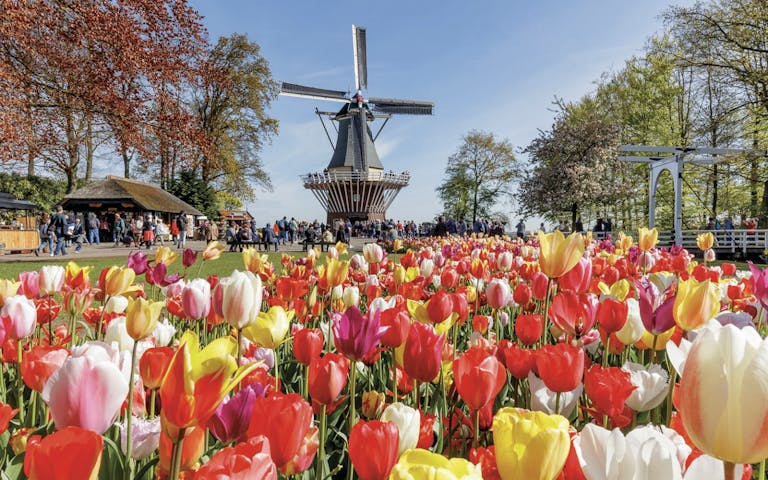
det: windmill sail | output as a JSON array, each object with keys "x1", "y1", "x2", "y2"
[{"x1": 353, "y1": 25, "x2": 367, "y2": 90}]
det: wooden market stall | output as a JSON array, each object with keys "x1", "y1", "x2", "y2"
[{"x1": 0, "y1": 193, "x2": 39, "y2": 253}]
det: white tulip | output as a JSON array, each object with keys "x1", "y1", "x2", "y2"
[
  {"x1": 528, "y1": 372, "x2": 582, "y2": 417},
  {"x1": 380, "y1": 402, "x2": 419, "y2": 456},
  {"x1": 622, "y1": 362, "x2": 669, "y2": 412},
  {"x1": 616, "y1": 298, "x2": 644, "y2": 345}
]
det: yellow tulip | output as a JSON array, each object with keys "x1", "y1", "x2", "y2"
[
  {"x1": 389, "y1": 449, "x2": 483, "y2": 479},
  {"x1": 0, "y1": 279, "x2": 20, "y2": 307},
  {"x1": 154, "y1": 246, "x2": 178, "y2": 266},
  {"x1": 103, "y1": 266, "x2": 136, "y2": 297},
  {"x1": 493, "y1": 407, "x2": 570, "y2": 480},
  {"x1": 637, "y1": 227, "x2": 658, "y2": 252},
  {"x1": 202, "y1": 241, "x2": 225, "y2": 261},
  {"x1": 64, "y1": 261, "x2": 92, "y2": 287},
  {"x1": 242, "y1": 248, "x2": 269, "y2": 274},
  {"x1": 125, "y1": 297, "x2": 165, "y2": 341},
  {"x1": 334, "y1": 241, "x2": 348, "y2": 255},
  {"x1": 673, "y1": 278, "x2": 720, "y2": 330},
  {"x1": 325, "y1": 258, "x2": 349, "y2": 288},
  {"x1": 597, "y1": 279, "x2": 631, "y2": 301},
  {"x1": 393, "y1": 238, "x2": 403, "y2": 252},
  {"x1": 697, "y1": 232, "x2": 715, "y2": 251},
  {"x1": 617, "y1": 232, "x2": 633, "y2": 251},
  {"x1": 537, "y1": 230, "x2": 584, "y2": 278},
  {"x1": 638, "y1": 326, "x2": 676, "y2": 351},
  {"x1": 393, "y1": 265, "x2": 406, "y2": 286},
  {"x1": 242, "y1": 306, "x2": 293, "y2": 350}
]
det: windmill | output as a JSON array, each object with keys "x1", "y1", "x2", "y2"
[{"x1": 280, "y1": 24, "x2": 434, "y2": 225}]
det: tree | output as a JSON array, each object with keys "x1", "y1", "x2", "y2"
[
  {"x1": 0, "y1": 0, "x2": 208, "y2": 190},
  {"x1": 518, "y1": 99, "x2": 625, "y2": 227},
  {"x1": 436, "y1": 131, "x2": 517, "y2": 223},
  {"x1": 167, "y1": 169, "x2": 217, "y2": 219},
  {"x1": 190, "y1": 33, "x2": 278, "y2": 203}
]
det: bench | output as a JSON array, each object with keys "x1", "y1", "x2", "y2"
[
  {"x1": 227, "y1": 239, "x2": 271, "y2": 252},
  {"x1": 301, "y1": 239, "x2": 332, "y2": 252}
]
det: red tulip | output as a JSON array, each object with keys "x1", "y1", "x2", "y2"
[
  {"x1": 531, "y1": 271, "x2": 549, "y2": 300},
  {"x1": 349, "y1": 420, "x2": 399, "y2": 480},
  {"x1": 453, "y1": 348, "x2": 505, "y2": 411},
  {"x1": 158, "y1": 424, "x2": 206, "y2": 477},
  {"x1": 0, "y1": 402, "x2": 17, "y2": 435},
  {"x1": 248, "y1": 393, "x2": 316, "y2": 473},
  {"x1": 308, "y1": 353, "x2": 349, "y2": 406},
  {"x1": 403, "y1": 322, "x2": 444, "y2": 383},
  {"x1": 512, "y1": 283, "x2": 532, "y2": 306},
  {"x1": 440, "y1": 268, "x2": 459, "y2": 290},
  {"x1": 293, "y1": 328, "x2": 323, "y2": 366},
  {"x1": 469, "y1": 446, "x2": 501, "y2": 480},
  {"x1": 139, "y1": 346, "x2": 174, "y2": 390},
  {"x1": 425, "y1": 290, "x2": 453, "y2": 324},
  {"x1": 194, "y1": 436, "x2": 277, "y2": 480},
  {"x1": 583, "y1": 365, "x2": 636, "y2": 421},
  {"x1": 380, "y1": 308, "x2": 410, "y2": 348},
  {"x1": 24, "y1": 426, "x2": 103, "y2": 480},
  {"x1": 497, "y1": 340, "x2": 535, "y2": 379},
  {"x1": 548, "y1": 291, "x2": 598, "y2": 338},
  {"x1": 514, "y1": 314, "x2": 543, "y2": 345},
  {"x1": 595, "y1": 298, "x2": 628, "y2": 334},
  {"x1": 417, "y1": 412, "x2": 437, "y2": 449},
  {"x1": 472, "y1": 315, "x2": 490, "y2": 334},
  {"x1": 21, "y1": 345, "x2": 69, "y2": 393},
  {"x1": 558, "y1": 257, "x2": 592, "y2": 293},
  {"x1": 535, "y1": 343, "x2": 585, "y2": 393},
  {"x1": 451, "y1": 292, "x2": 469, "y2": 326}
]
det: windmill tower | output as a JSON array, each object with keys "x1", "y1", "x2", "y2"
[{"x1": 280, "y1": 25, "x2": 434, "y2": 225}]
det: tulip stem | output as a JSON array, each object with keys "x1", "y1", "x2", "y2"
[
  {"x1": 759, "y1": 458, "x2": 765, "y2": 480},
  {"x1": 542, "y1": 278, "x2": 553, "y2": 345},
  {"x1": 236, "y1": 328, "x2": 242, "y2": 367},
  {"x1": 125, "y1": 340, "x2": 139, "y2": 479},
  {"x1": 168, "y1": 428, "x2": 187, "y2": 480},
  {"x1": 96, "y1": 296, "x2": 110, "y2": 341},
  {"x1": 649, "y1": 334, "x2": 659, "y2": 365},
  {"x1": 67, "y1": 313, "x2": 76, "y2": 348},
  {"x1": 16, "y1": 342, "x2": 24, "y2": 424},
  {"x1": 473, "y1": 409, "x2": 480, "y2": 448},
  {"x1": 316, "y1": 404, "x2": 327, "y2": 480},
  {"x1": 555, "y1": 391, "x2": 561, "y2": 416},
  {"x1": 346, "y1": 364, "x2": 358, "y2": 480},
  {"x1": 664, "y1": 357, "x2": 677, "y2": 427},
  {"x1": 602, "y1": 336, "x2": 611, "y2": 367},
  {"x1": 723, "y1": 461, "x2": 736, "y2": 480},
  {"x1": 391, "y1": 349, "x2": 398, "y2": 401},
  {"x1": 28, "y1": 390, "x2": 36, "y2": 427},
  {"x1": 149, "y1": 388, "x2": 156, "y2": 420},
  {"x1": 274, "y1": 346, "x2": 280, "y2": 393}
]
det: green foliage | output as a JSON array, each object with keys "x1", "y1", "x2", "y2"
[
  {"x1": 0, "y1": 173, "x2": 67, "y2": 212},
  {"x1": 167, "y1": 169, "x2": 217, "y2": 218},
  {"x1": 436, "y1": 130, "x2": 518, "y2": 223}
]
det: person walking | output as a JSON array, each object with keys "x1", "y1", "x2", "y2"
[
  {"x1": 113, "y1": 213, "x2": 126, "y2": 247},
  {"x1": 142, "y1": 216, "x2": 155, "y2": 249},
  {"x1": 262, "y1": 223, "x2": 278, "y2": 251},
  {"x1": 175, "y1": 212, "x2": 187, "y2": 249},
  {"x1": 87, "y1": 213, "x2": 100, "y2": 245},
  {"x1": 71, "y1": 217, "x2": 85, "y2": 253},
  {"x1": 34, "y1": 214, "x2": 52, "y2": 257},
  {"x1": 50, "y1": 206, "x2": 68, "y2": 256}
]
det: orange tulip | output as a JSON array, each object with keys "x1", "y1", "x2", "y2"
[
  {"x1": 537, "y1": 230, "x2": 584, "y2": 278},
  {"x1": 154, "y1": 246, "x2": 178, "y2": 267},
  {"x1": 159, "y1": 331, "x2": 257, "y2": 433},
  {"x1": 64, "y1": 262, "x2": 92, "y2": 290},
  {"x1": 325, "y1": 258, "x2": 349, "y2": 288},
  {"x1": 202, "y1": 241, "x2": 226, "y2": 261},
  {"x1": 24, "y1": 426, "x2": 103, "y2": 480},
  {"x1": 697, "y1": 232, "x2": 715, "y2": 251},
  {"x1": 157, "y1": 422, "x2": 205, "y2": 477},
  {"x1": 637, "y1": 227, "x2": 658, "y2": 252}
]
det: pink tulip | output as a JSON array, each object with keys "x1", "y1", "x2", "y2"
[
  {"x1": 558, "y1": 257, "x2": 592, "y2": 293},
  {"x1": 497, "y1": 251, "x2": 514, "y2": 272},
  {"x1": 42, "y1": 342, "x2": 129, "y2": 434},
  {"x1": 363, "y1": 243, "x2": 384, "y2": 264},
  {"x1": 749, "y1": 262, "x2": 768, "y2": 310},
  {"x1": 162, "y1": 279, "x2": 186, "y2": 298},
  {"x1": 218, "y1": 270, "x2": 262, "y2": 330},
  {"x1": 17, "y1": 272, "x2": 40, "y2": 299},
  {"x1": 39, "y1": 266, "x2": 64, "y2": 296},
  {"x1": 486, "y1": 278, "x2": 511, "y2": 310},
  {"x1": 0, "y1": 295, "x2": 37, "y2": 340},
  {"x1": 182, "y1": 279, "x2": 211, "y2": 320}
]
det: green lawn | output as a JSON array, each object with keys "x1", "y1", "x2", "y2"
[{"x1": 0, "y1": 250, "x2": 301, "y2": 281}]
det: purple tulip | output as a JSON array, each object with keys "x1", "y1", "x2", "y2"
[
  {"x1": 207, "y1": 382, "x2": 267, "y2": 444},
  {"x1": 332, "y1": 306, "x2": 388, "y2": 361},
  {"x1": 182, "y1": 248, "x2": 198, "y2": 268},
  {"x1": 749, "y1": 262, "x2": 768, "y2": 310},
  {"x1": 637, "y1": 279, "x2": 676, "y2": 334},
  {"x1": 127, "y1": 251, "x2": 149, "y2": 275},
  {"x1": 146, "y1": 264, "x2": 181, "y2": 288}
]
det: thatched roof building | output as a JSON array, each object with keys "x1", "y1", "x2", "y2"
[{"x1": 61, "y1": 176, "x2": 203, "y2": 216}]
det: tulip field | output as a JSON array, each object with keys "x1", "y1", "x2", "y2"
[{"x1": 0, "y1": 230, "x2": 766, "y2": 479}]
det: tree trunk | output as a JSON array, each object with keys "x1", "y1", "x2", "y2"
[
  {"x1": 122, "y1": 146, "x2": 131, "y2": 179},
  {"x1": 472, "y1": 184, "x2": 479, "y2": 224},
  {"x1": 571, "y1": 202, "x2": 577, "y2": 229},
  {"x1": 761, "y1": 180, "x2": 768, "y2": 228},
  {"x1": 711, "y1": 163, "x2": 718, "y2": 218},
  {"x1": 27, "y1": 143, "x2": 34, "y2": 177},
  {"x1": 65, "y1": 109, "x2": 79, "y2": 193},
  {"x1": 751, "y1": 129, "x2": 760, "y2": 217},
  {"x1": 85, "y1": 114, "x2": 93, "y2": 182}
]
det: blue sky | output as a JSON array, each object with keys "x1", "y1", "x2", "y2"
[{"x1": 187, "y1": 0, "x2": 691, "y2": 228}]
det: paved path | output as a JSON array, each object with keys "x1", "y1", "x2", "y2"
[{"x1": 0, "y1": 237, "x2": 374, "y2": 263}]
